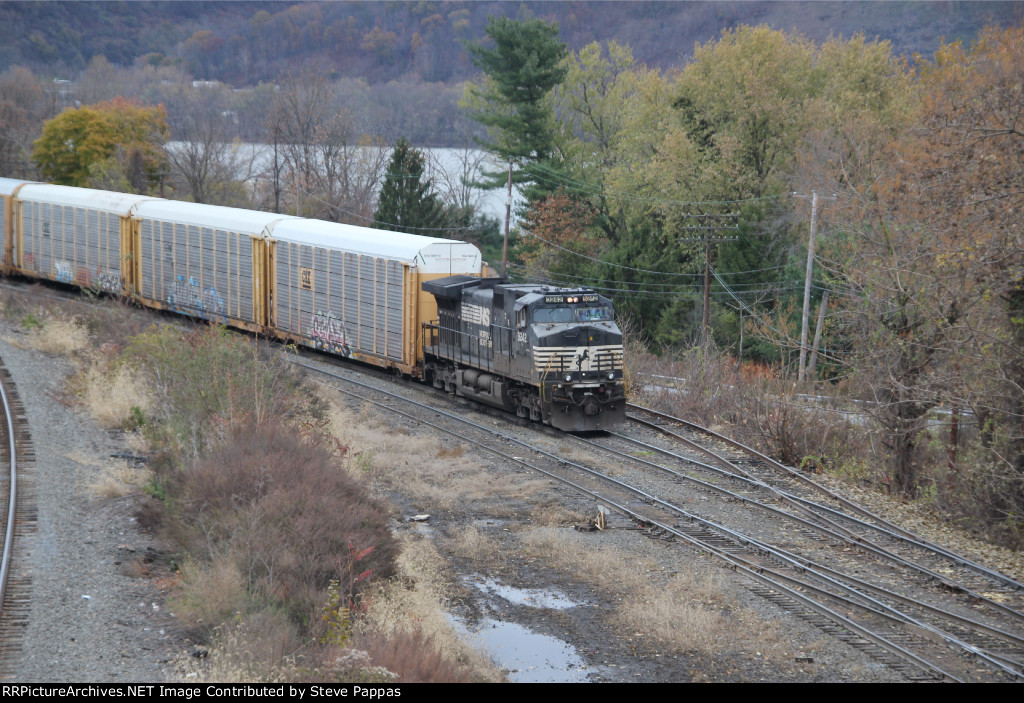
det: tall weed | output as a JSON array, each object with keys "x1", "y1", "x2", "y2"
[
  {"x1": 125, "y1": 325, "x2": 313, "y2": 458},
  {"x1": 80, "y1": 360, "x2": 152, "y2": 429},
  {"x1": 22, "y1": 312, "x2": 91, "y2": 356}
]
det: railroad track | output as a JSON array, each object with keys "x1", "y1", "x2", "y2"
[
  {"x1": 290, "y1": 354, "x2": 1022, "y2": 682},
  {"x1": 627, "y1": 403, "x2": 1023, "y2": 587},
  {"x1": 0, "y1": 356, "x2": 35, "y2": 679},
  {"x1": 600, "y1": 404, "x2": 1024, "y2": 677},
  {"x1": 624, "y1": 404, "x2": 1024, "y2": 605}
]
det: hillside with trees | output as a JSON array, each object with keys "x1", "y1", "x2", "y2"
[
  {"x1": 2, "y1": 2, "x2": 1019, "y2": 85},
  {"x1": 468, "y1": 19, "x2": 1024, "y2": 545}
]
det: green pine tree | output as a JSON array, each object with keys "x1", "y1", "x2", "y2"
[
  {"x1": 373, "y1": 137, "x2": 446, "y2": 234},
  {"x1": 463, "y1": 15, "x2": 568, "y2": 203}
]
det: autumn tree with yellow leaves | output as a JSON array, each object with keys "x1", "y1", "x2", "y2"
[{"x1": 33, "y1": 97, "x2": 169, "y2": 193}]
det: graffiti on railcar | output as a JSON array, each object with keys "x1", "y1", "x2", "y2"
[
  {"x1": 309, "y1": 310, "x2": 351, "y2": 357},
  {"x1": 54, "y1": 259, "x2": 73, "y2": 284},
  {"x1": 95, "y1": 270, "x2": 121, "y2": 293},
  {"x1": 167, "y1": 275, "x2": 226, "y2": 322}
]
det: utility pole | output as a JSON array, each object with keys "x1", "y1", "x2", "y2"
[
  {"x1": 806, "y1": 289, "x2": 829, "y2": 378},
  {"x1": 680, "y1": 212, "x2": 739, "y2": 340},
  {"x1": 795, "y1": 191, "x2": 835, "y2": 383}
]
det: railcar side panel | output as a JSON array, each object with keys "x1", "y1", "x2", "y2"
[
  {"x1": 136, "y1": 218, "x2": 261, "y2": 328},
  {"x1": 271, "y1": 240, "x2": 408, "y2": 368},
  {"x1": 12, "y1": 186, "x2": 157, "y2": 293},
  {"x1": 18, "y1": 199, "x2": 127, "y2": 292}
]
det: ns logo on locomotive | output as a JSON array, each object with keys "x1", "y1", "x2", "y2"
[{"x1": 0, "y1": 178, "x2": 626, "y2": 433}]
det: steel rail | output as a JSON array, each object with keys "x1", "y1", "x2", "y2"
[
  {"x1": 0, "y1": 365, "x2": 16, "y2": 620},
  {"x1": 628, "y1": 403, "x2": 1024, "y2": 592},
  {"x1": 607, "y1": 423, "x2": 1024, "y2": 625},
  {"x1": 571, "y1": 434, "x2": 1024, "y2": 677}
]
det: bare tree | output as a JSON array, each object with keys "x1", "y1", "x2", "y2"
[
  {"x1": 424, "y1": 135, "x2": 490, "y2": 213},
  {"x1": 0, "y1": 67, "x2": 49, "y2": 177},
  {"x1": 267, "y1": 70, "x2": 388, "y2": 223},
  {"x1": 77, "y1": 55, "x2": 126, "y2": 105},
  {"x1": 164, "y1": 84, "x2": 258, "y2": 206}
]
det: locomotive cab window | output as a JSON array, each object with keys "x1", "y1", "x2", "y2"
[
  {"x1": 577, "y1": 306, "x2": 612, "y2": 322},
  {"x1": 534, "y1": 307, "x2": 574, "y2": 324}
]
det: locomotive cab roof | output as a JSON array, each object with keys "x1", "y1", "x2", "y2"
[{"x1": 422, "y1": 276, "x2": 601, "y2": 306}]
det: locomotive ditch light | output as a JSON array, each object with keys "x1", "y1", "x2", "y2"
[
  {"x1": 564, "y1": 373, "x2": 574, "y2": 383},
  {"x1": 607, "y1": 371, "x2": 616, "y2": 380}
]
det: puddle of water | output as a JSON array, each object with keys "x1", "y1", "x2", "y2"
[
  {"x1": 465, "y1": 575, "x2": 581, "y2": 610},
  {"x1": 453, "y1": 616, "x2": 592, "y2": 683}
]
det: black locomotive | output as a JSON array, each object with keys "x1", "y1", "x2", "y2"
[{"x1": 422, "y1": 276, "x2": 627, "y2": 431}]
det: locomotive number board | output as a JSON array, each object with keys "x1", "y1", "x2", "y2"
[{"x1": 543, "y1": 294, "x2": 599, "y2": 304}]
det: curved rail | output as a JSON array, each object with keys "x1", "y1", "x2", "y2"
[{"x1": 0, "y1": 364, "x2": 16, "y2": 619}]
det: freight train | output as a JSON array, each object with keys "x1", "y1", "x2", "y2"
[{"x1": 0, "y1": 178, "x2": 627, "y2": 431}]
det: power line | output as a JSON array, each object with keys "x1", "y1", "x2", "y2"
[
  {"x1": 527, "y1": 162, "x2": 787, "y2": 207},
  {"x1": 510, "y1": 264, "x2": 801, "y2": 300},
  {"x1": 710, "y1": 264, "x2": 791, "y2": 340},
  {"x1": 511, "y1": 263, "x2": 787, "y2": 286}
]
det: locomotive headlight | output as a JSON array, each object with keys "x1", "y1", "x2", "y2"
[{"x1": 564, "y1": 373, "x2": 573, "y2": 383}]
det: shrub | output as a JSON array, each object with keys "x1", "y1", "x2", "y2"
[
  {"x1": 176, "y1": 420, "x2": 399, "y2": 631},
  {"x1": 124, "y1": 325, "x2": 314, "y2": 458}
]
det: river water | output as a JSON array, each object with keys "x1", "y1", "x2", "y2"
[{"x1": 167, "y1": 141, "x2": 523, "y2": 225}]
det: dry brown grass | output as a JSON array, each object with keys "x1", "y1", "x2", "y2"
[
  {"x1": 79, "y1": 360, "x2": 152, "y2": 429},
  {"x1": 616, "y1": 573, "x2": 732, "y2": 654},
  {"x1": 169, "y1": 557, "x2": 249, "y2": 636},
  {"x1": 451, "y1": 525, "x2": 494, "y2": 562},
  {"x1": 355, "y1": 532, "x2": 504, "y2": 682},
  {"x1": 531, "y1": 502, "x2": 587, "y2": 527},
  {"x1": 21, "y1": 312, "x2": 91, "y2": 356},
  {"x1": 437, "y1": 445, "x2": 465, "y2": 459},
  {"x1": 86, "y1": 460, "x2": 153, "y2": 499},
  {"x1": 174, "y1": 611, "x2": 301, "y2": 683},
  {"x1": 349, "y1": 629, "x2": 471, "y2": 683},
  {"x1": 322, "y1": 393, "x2": 549, "y2": 511},
  {"x1": 520, "y1": 528, "x2": 658, "y2": 590},
  {"x1": 518, "y1": 528, "x2": 756, "y2": 655}
]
